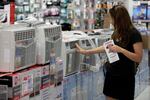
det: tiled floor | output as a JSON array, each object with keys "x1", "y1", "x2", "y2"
[{"x1": 135, "y1": 86, "x2": 150, "y2": 100}]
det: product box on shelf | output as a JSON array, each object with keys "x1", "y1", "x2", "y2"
[
  {"x1": 0, "y1": 72, "x2": 21, "y2": 100},
  {"x1": 20, "y1": 69, "x2": 34, "y2": 100},
  {"x1": 54, "y1": 58, "x2": 63, "y2": 100},
  {"x1": 49, "y1": 58, "x2": 63, "y2": 100},
  {"x1": 29, "y1": 66, "x2": 41, "y2": 100},
  {"x1": 0, "y1": 85, "x2": 8, "y2": 100},
  {"x1": 40, "y1": 64, "x2": 50, "y2": 100},
  {"x1": 49, "y1": 55, "x2": 56, "y2": 100}
]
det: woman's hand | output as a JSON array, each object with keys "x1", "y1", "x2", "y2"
[
  {"x1": 109, "y1": 44, "x2": 123, "y2": 53},
  {"x1": 75, "y1": 43, "x2": 87, "y2": 54}
]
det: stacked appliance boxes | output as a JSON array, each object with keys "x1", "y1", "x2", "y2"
[
  {"x1": 20, "y1": 69, "x2": 34, "y2": 100},
  {"x1": 29, "y1": 66, "x2": 41, "y2": 100},
  {"x1": 0, "y1": 24, "x2": 149, "y2": 100},
  {"x1": 0, "y1": 23, "x2": 63, "y2": 100},
  {"x1": 40, "y1": 65, "x2": 50, "y2": 100},
  {"x1": 34, "y1": 24, "x2": 63, "y2": 100},
  {"x1": 0, "y1": 72, "x2": 22, "y2": 100}
]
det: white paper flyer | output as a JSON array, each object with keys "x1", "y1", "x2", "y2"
[{"x1": 103, "y1": 40, "x2": 119, "y2": 63}]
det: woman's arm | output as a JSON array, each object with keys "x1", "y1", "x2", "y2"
[
  {"x1": 76, "y1": 43, "x2": 105, "y2": 55},
  {"x1": 109, "y1": 42, "x2": 143, "y2": 63}
]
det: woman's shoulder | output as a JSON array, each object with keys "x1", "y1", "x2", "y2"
[
  {"x1": 129, "y1": 28, "x2": 142, "y2": 43},
  {"x1": 129, "y1": 27, "x2": 140, "y2": 35}
]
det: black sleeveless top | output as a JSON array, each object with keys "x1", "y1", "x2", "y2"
[{"x1": 108, "y1": 28, "x2": 142, "y2": 76}]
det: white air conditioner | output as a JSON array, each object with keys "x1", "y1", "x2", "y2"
[
  {"x1": 35, "y1": 24, "x2": 62, "y2": 64},
  {"x1": 61, "y1": 33, "x2": 80, "y2": 76},
  {"x1": 79, "y1": 38, "x2": 102, "y2": 72},
  {"x1": 0, "y1": 25, "x2": 36, "y2": 72}
]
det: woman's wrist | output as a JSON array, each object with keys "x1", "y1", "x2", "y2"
[{"x1": 120, "y1": 48, "x2": 125, "y2": 54}]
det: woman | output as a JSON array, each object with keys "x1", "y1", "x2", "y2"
[{"x1": 76, "y1": 5, "x2": 143, "y2": 100}]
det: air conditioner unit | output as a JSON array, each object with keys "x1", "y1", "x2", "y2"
[
  {"x1": 0, "y1": 25, "x2": 36, "y2": 72},
  {"x1": 61, "y1": 31, "x2": 88, "y2": 76},
  {"x1": 35, "y1": 24, "x2": 62, "y2": 65},
  {"x1": 61, "y1": 37, "x2": 80, "y2": 76},
  {"x1": 79, "y1": 38, "x2": 102, "y2": 72}
]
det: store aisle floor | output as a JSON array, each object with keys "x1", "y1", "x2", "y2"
[{"x1": 135, "y1": 86, "x2": 150, "y2": 100}]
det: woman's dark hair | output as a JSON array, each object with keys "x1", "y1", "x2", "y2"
[{"x1": 109, "y1": 5, "x2": 135, "y2": 46}]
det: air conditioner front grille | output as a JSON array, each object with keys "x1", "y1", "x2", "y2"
[
  {"x1": 25, "y1": 42, "x2": 36, "y2": 65},
  {"x1": 15, "y1": 40, "x2": 36, "y2": 69},
  {"x1": 45, "y1": 39, "x2": 62, "y2": 63},
  {"x1": 45, "y1": 41, "x2": 53, "y2": 63},
  {"x1": 44, "y1": 26, "x2": 61, "y2": 38},
  {"x1": 15, "y1": 29, "x2": 35, "y2": 41}
]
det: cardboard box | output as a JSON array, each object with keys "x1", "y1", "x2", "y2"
[
  {"x1": 20, "y1": 69, "x2": 33, "y2": 100},
  {"x1": 49, "y1": 58, "x2": 63, "y2": 100},
  {"x1": 29, "y1": 66, "x2": 41, "y2": 100},
  {"x1": 40, "y1": 65, "x2": 50, "y2": 100},
  {"x1": 0, "y1": 85, "x2": 8, "y2": 100},
  {"x1": 0, "y1": 73, "x2": 21, "y2": 100}
]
